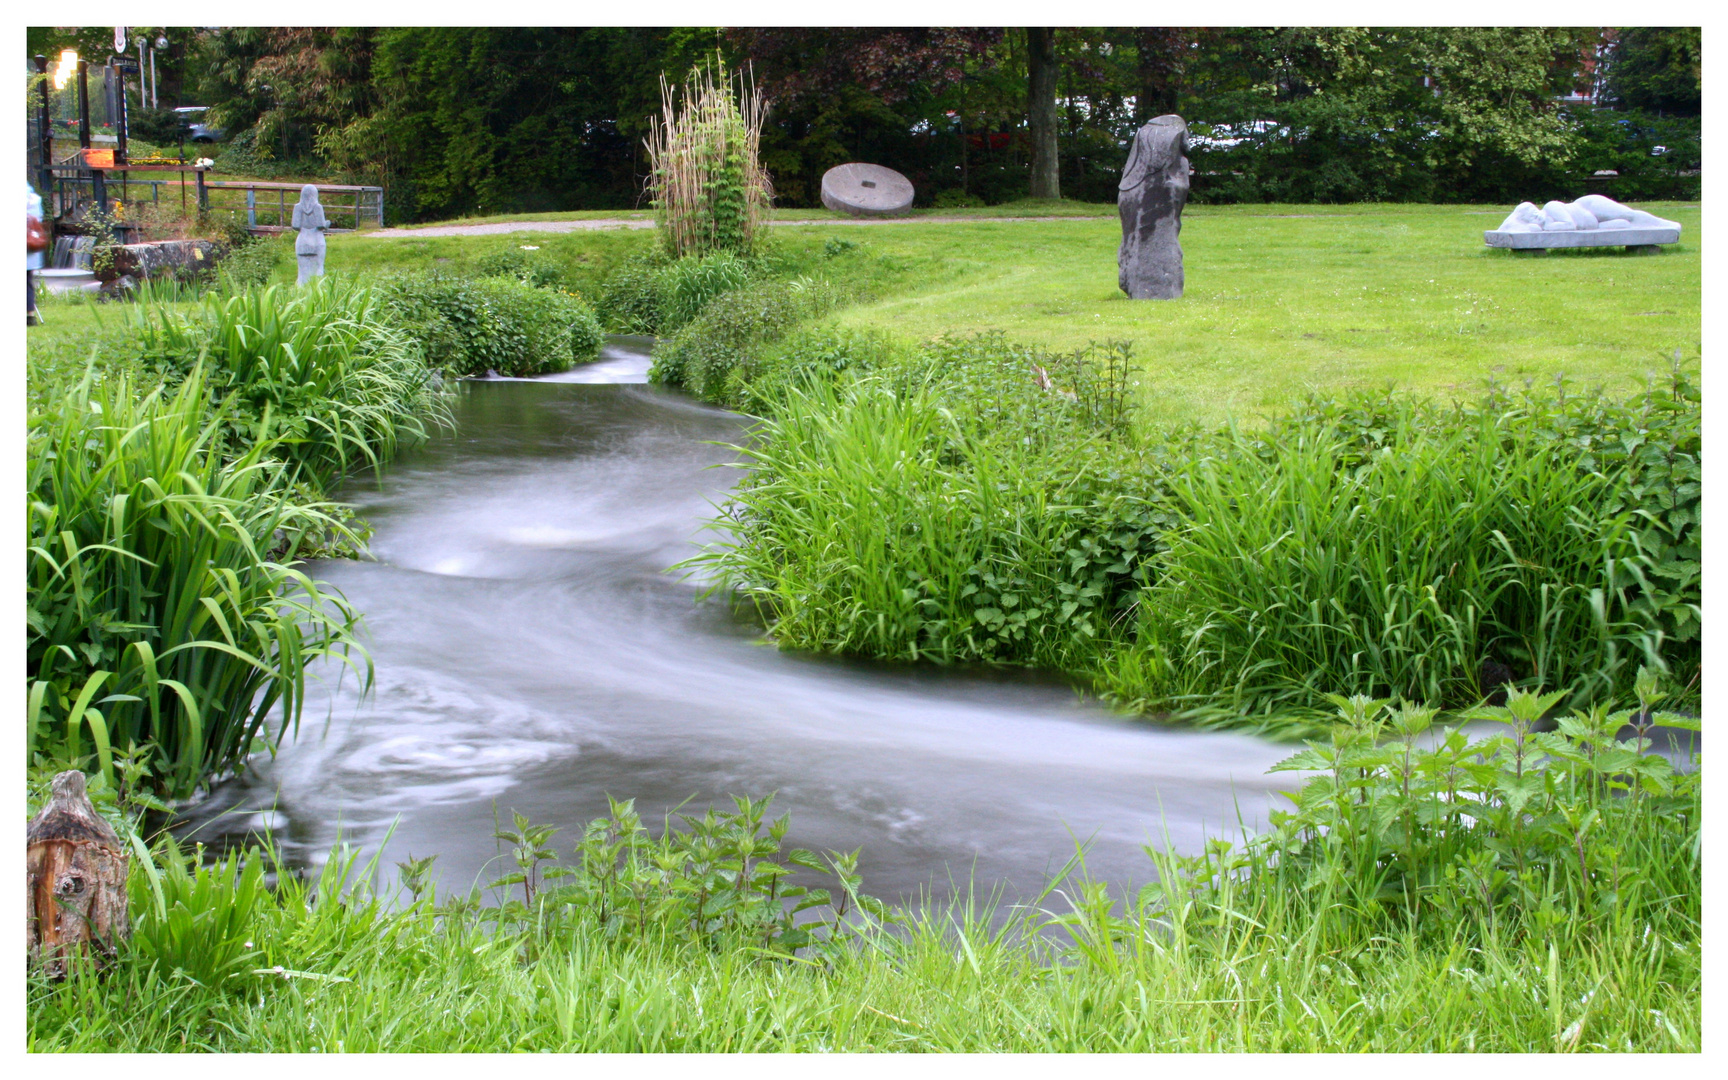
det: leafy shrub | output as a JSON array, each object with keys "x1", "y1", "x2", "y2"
[
  {"x1": 932, "y1": 189, "x2": 987, "y2": 209},
  {"x1": 475, "y1": 249, "x2": 566, "y2": 290},
  {"x1": 217, "y1": 233, "x2": 288, "y2": 292},
  {"x1": 1153, "y1": 678, "x2": 1698, "y2": 945},
  {"x1": 137, "y1": 277, "x2": 446, "y2": 485},
  {"x1": 733, "y1": 324, "x2": 902, "y2": 415},
  {"x1": 649, "y1": 277, "x2": 842, "y2": 404},
  {"x1": 376, "y1": 272, "x2": 602, "y2": 377},
  {"x1": 1110, "y1": 370, "x2": 1701, "y2": 722},
  {"x1": 128, "y1": 107, "x2": 190, "y2": 147},
  {"x1": 468, "y1": 276, "x2": 603, "y2": 374},
  {"x1": 595, "y1": 249, "x2": 758, "y2": 336},
  {"x1": 656, "y1": 251, "x2": 757, "y2": 330},
  {"x1": 821, "y1": 237, "x2": 857, "y2": 258},
  {"x1": 481, "y1": 794, "x2": 888, "y2": 957},
  {"x1": 26, "y1": 368, "x2": 366, "y2": 796},
  {"x1": 595, "y1": 248, "x2": 671, "y2": 334}
]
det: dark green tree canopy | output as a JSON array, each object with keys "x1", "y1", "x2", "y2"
[{"x1": 31, "y1": 25, "x2": 1697, "y2": 220}]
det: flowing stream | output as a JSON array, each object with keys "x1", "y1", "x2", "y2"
[{"x1": 183, "y1": 337, "x2": 1299, "y2": 907}]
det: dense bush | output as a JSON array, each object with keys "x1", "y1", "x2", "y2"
[
  {"x1": 475, "y1": 249, "x2": 566, "y2": 290},
  {"x1": 649, "y1": 277, "x2": 842, "y2": 405},
  {"x1": 1188, "y1": 105, "x2": 1701, "y2": 206},
  {"x1": 1148, "y1": 680, "x2": 1698, "y2": 956},
  {"x1": 595, "y1": 249, "x2": 671, "y2": 334},
  {"x1": 25, "y1": 369, "x2": 366, "y2": 797},
  {"x1": 594, "y1": 249, "x2": 761, "y2": 337},
  {"x1": 1107, "y1": 371, "x2": 1701, "y2": 722},
  {"x1": 217, "y1": 234, "x2": 289, "y2": 292},
  {"x1": 656, "y1": 252, "x2": 758, "y2": 330},
  {"x1": 137, "y1": 278, "x2": 446, "y2": 485},
  {"x1": 376, "y1": 272, "x2": 603, "y2": 377},
  {"x1": 692, "y1": 334, "x2": 1165, "y2": 668}
]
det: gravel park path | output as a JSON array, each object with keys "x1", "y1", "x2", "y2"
[{"x1": 365, "y1": 216, "x2": 1087, "y2": 238}]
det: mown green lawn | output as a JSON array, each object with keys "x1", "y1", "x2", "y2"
[
  {"x1": 32, "y1": 201, "x2": 1699, "y2": 430},
  {"x1": 790, "y1": 202, "x2": 1701, "y2": 426}
]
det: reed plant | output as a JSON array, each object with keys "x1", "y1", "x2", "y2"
[
  {"x1": 25, "y1": 367, "x2": 369, "y2": 797},
  {"x1": 135, "y1": 276, "x2": 448, "y2": 486},
  {"x1": 644, "y1": 61, "x2": 772, "y2": 259}
]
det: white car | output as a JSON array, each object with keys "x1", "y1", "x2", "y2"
[{"x1": 1185, "y1": 120, "x2": 1291, "y2": 151}]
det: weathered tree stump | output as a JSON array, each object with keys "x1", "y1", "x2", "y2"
[{"x1": 27, "y1": 771, "x2": 130, "y2": 977}]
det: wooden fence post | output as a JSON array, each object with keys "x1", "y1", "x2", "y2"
[{"x1": 27, "y1": 771, "x2": 130, "y2": 978}]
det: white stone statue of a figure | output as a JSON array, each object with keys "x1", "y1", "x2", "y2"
[
  {"x1": 1494, "y1": 194, "x2": 1679, "y2": 234},
  {"x1": 291, "y1": 184, "x2": 328, "y2": 284}
]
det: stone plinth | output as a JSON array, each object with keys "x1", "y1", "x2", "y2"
[{"x1": 1484, "y1": 226, "x2": 1681, "y2": 249}]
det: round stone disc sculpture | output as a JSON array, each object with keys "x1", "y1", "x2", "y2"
[{"x1": 821, "y1": 163, "x2": 915, "y2": 217}]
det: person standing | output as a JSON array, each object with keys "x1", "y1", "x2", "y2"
[{"x1": 27, "y1": 181, "x2": 47, "y2": 325}]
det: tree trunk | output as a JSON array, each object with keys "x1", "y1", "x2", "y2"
[
  {"x1": 27, "y1": 771, "x2": 130, "y2": 978},
  {"x1": 1027, "y1": 28, "x2": 1060, "y2": 200}
]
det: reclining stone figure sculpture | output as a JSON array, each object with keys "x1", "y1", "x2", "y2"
[{"x1": 1484, "y1": 195, "x2": 1681, "y2": 252}]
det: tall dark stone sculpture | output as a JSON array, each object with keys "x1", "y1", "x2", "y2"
[{"x1": 1117, "y1": 114, "x2": 1190, "y2": 300}]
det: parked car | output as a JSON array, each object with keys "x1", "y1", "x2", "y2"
[
  {"x1": 1185, "y1": 120, "x2": 1291, "y2": 151},
  {"x1": 172, "y1": 106, "x2": 224, "y2": 143}
]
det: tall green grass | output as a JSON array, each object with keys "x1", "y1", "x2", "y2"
[
  {"x1": 25, "y1": 368, "x2": 369, "y2": 797},
  {"x1": 1106, "y1": 374, "x2": 1699, "y2": 722},
  {"x1": 136, "y1": 277, "x2": 448, "y2": 486},
  {"x1": 695, "y1": 327, "x2": 1699, "y2": 726},
  {"x1": 692, "y1": 356, "x2": 1158, "y2": 668}
]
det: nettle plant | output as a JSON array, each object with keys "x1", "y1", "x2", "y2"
[
  {"x1": 480, "y1": 795, "x2": 890, "y2": 959},
  {"x1": 1183, "y1": 668, "x2": 1698, "y2": 935}
]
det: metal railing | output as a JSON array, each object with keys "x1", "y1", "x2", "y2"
[
  {"x1": 42, "y1": 162, "x2": 384, "y2": 233},
  {"x1": 208, "y1": 180, "x2": 385, "y2": 231}
]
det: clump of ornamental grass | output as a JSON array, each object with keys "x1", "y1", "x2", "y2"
[
  {"x1": 644, "y1": 60, "x2": 772, "y2": 259},
  {"x1": 685, "y1": 334, "x2": 1162, "y2": 668},
  {"x1": 134, "y1": 276, "x2": 449, "y2": 487}
]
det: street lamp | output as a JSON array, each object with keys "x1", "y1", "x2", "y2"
[{"x1": 52, "y1": 49, "x2": 77, "y2": 90}]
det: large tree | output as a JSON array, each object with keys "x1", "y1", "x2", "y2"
[
  {"x1": 1600, "y1": 27, "x2": 1702, "y2": 116},
  {"x1": 723, "y1": 27, "x2": 1004, "y2": 205},
  {"x1": 1025, "y1": 27, "x2": 1060, "y2": 199}
]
